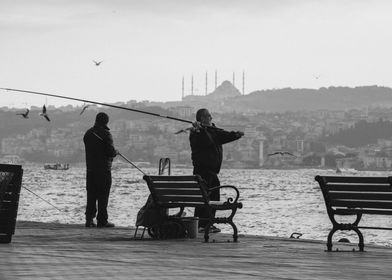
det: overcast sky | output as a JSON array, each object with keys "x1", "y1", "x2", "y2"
[{"x1": 1, "y1": 0, "x2": 392, "y2": 107}]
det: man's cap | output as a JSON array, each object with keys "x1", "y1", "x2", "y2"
[{"x1": 95, "y1": 112, "x2": 109, "y2": 125}]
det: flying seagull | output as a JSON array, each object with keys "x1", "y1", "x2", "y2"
[
  {"x1": 39, "y1": 105, "x2": 50, "y2": 121},
  {"x1": 80, "y1": 104, "x2": 90, "y2": 115},
  {"x1": 174, "y1": 127, "x2": 193, "y2": 134},
  {"x1": 268, "y1": 151, "x2": 296, "y2": 157},
  {"x1": 93, "y1": 60, "x2": 103, "y2": 66},
  {"x1": 16, "y1": 108, "x2": 29, "y2": 119}
]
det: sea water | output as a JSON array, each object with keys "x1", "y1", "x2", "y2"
[{"x1": 17, "y1": 163, "x2": 392, "y2": 246}]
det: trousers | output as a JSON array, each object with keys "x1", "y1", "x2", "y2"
[
  {"x1": 85, "y1": 170, "x2": 112, "y2": 224},
  {"x1": 193, "y1": 167, "x2": 220, "y2": 228}
]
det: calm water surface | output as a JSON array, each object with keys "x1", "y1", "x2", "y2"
[{"x1": 18, "y1": 163, "x2": 392, "y2": 246}]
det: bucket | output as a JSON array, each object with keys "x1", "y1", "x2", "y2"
[{"x1": 182, "y1": 217, "x2": 199, "y2": 239}]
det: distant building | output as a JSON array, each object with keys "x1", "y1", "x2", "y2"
[{"x1": 170, "y1": 106, "x2": 194, "y2": 118}]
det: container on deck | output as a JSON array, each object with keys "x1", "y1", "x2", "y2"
[
  {"x1": 0, "y1": 164, "x2": 23, "y2": 243},
  {"x1": 182, "y1": 217, "x2": 199, "y2": 239}
]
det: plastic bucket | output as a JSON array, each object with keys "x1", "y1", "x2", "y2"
[{"x1": 182, "y1": 217, "x2": 199, "y2": 239}]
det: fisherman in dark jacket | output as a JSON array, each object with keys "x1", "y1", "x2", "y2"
[
  {"x1": 83, "y1": 112, "x2": 117, "y2": 228},
  {"x1": 190, "y1": 108, "x2": 244, "y2": 232}
]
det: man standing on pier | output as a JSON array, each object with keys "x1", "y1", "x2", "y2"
[
  {"x1": 190, "y1": 108, "x2": 244, "y2": 233},
  {"x1": 83, "y1": 112, "x2": 118, "y2": 228}
]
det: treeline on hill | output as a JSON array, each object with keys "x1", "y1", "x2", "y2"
[{"x1": 323, "y1": 119, "x2": 392, "y2": 147}]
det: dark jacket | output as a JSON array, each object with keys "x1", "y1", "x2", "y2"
[
  {"x1": 83, "y1": 123, "x2": 117, "y2": 171},
  {"x1": 190, "y1": 125, "x2": 242, "y2": 174}
]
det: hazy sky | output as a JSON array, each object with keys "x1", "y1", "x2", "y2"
[{"x1": 1, "y1": 0, "x2": 392, "y2": 107}]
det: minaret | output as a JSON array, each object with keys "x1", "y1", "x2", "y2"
[
  {"x1": 191, "y1": 75, "x2": 194, "y2": 95},
  {"x1": 232, "y1": 72, "x2": 235, "y2": 87},
  {"x1": 205, "y1": 72, "x2": 208, "y2": 95},
  {"x1": 215, "y1": 70, "x2": 217, "y2": 90},
  {"x1": 242, "y1": 71, "x2": 245, "y2": 95},
  {"x1": 182, "y1": 76, "x2": 185, "y2": 100}
]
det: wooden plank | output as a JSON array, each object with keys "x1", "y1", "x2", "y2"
[
  {"x1": 321, "y1": 176, "x2": 390, "y2": 184},
  {"x1": 328, "y1": 192, "x2": 392, "y2": 200},
  {"x1": 325, "y1": 184, "x2": 391, "y2": 192},
  {"x1": 154, "y1": 188, "x2": 203, "y2": 196},
  {"x1": 146, "y1": 175, "x2": 198, "y2": 182},
  {"x1": 334, "y1": 208, "x2": 392, "y2": 215},
  {"x1": 159, "y1": 202, "x2": 205, "y2": 208},
  {"x1": 331, "y1": 199, "x2": 392, "y2": 209},
  {"x1": 155, "y1": 195, "x2": 205, "y2": 203},
  {"x1": 151, "y1": 182, "x2": 200, "y2": 189}
]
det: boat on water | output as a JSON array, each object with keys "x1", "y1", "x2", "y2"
[
  {"x1": 336, "y1": 167, "x2": 358, "y2": 174},
  {"x1": 44, "y1": 163, "x2": 70, "y2": 170}
]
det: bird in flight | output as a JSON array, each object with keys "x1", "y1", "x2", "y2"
[
  {"x1": 16, "y1": 108, "x2": 29, "y2": 119},
  {"x1": 39, "y1": 105, "x2": 50, "y2": 121},
  {"x1": 174, "y1": 127, "x2": 193, "y2": 134},
  {"x1": 93, "y1": 60, "x2": 103, "y2": 66},
  {"x1": 268, "y1": 151, "x2": 296, "y2": 157},
  {"x1": 80, "y1": 104, "x2": 90, "y2": 115}
]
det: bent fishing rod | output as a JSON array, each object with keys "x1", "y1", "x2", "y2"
[
  {"x1": 0, "y1": 87, "x2": 224, "y2": 130},
  {"x1": 1, "y1": 87, "x2": 194, "y2": 123}
]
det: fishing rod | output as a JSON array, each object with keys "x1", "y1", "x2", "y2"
[
  {"x1": 92, "y1": 132, "x2": 147, "y2": 176},
  {"x1": 0, "y1": 87, "x2": 192, "y2": 124},
  {"x1": 117, "y1": 153, "x2": 147, "y2": 176},
  {"x1": 0, "y1": 87, "x2": 225, "y2": 131}
]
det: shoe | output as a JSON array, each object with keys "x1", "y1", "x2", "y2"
[
  {"x1": 210, "y1": 225, "x2": 221, "y2": 233},
  {"x1": 85, "y1": 220, "x2": 96, "y2": 228},
  {"x1": 198, "y1": 225, "x2": 221, "y2": 233},
  {"x1": 97, "y1": 221, "x2": 115, "y2": 228}
]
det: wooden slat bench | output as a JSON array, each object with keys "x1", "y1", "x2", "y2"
[
  {"x1": 143, "y1": 175, "x2": 243, "y2": 242},
  {"x1": 315, "y1": 175, "x2": 392, "y2": 251}
]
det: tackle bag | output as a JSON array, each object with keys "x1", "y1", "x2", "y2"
[{"x1": 135, "y1": 194, "x2": 187, "y2": 239}]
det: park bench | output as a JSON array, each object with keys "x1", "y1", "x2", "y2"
[
  {"x1": 315, "y1": 175, "x2": 392, "y2": 251},
  {"x1": 143, "y1": 174, "x2": 243, "y2": 242}
]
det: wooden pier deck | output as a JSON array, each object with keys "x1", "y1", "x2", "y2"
[{"x1": 1, "y1": 221, "x2": 392, "y2": 279}]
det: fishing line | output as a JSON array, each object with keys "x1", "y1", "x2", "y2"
[{"x1": 22, "y1": 185, "x2": 66, "y2": 213}]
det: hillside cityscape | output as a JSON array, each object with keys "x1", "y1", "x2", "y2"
[{"x1": 2, "y1": 81, "x2": 392, "y2": 171}]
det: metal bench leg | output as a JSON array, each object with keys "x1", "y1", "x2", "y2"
[
  {"x1": 327, "y1": 228, "x2": 338, "y2": 251},
  {"x1": 228, "y1": 221, "x2": 239, "y2": 242},
  {"x1": 353, "y1": 228, "x2": 364, "y2": 252}
]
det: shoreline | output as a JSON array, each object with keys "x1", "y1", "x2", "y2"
[{"x1": 6, "y1": 161, "x2": 392, "y2": 172}]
